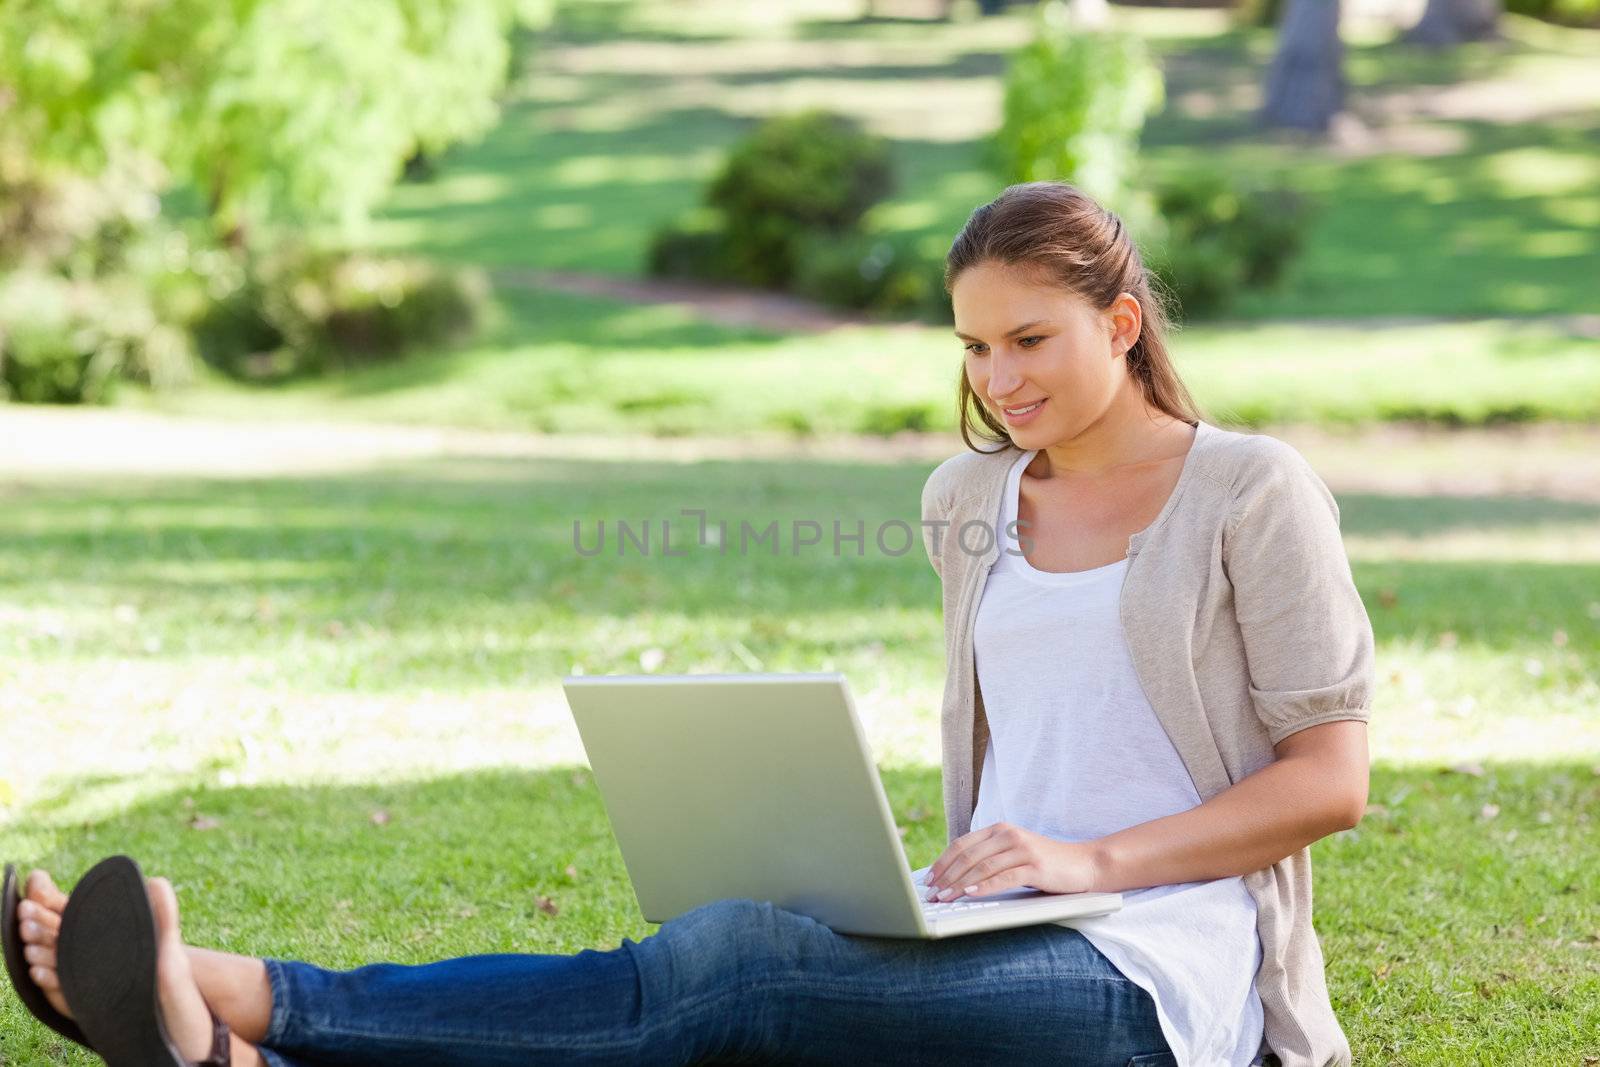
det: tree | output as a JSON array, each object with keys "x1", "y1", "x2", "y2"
[
  {"x1": 1404, "y1": 0, "x2": 1502, "y2": 45},
  {"x1": 1260, "y1": 0, "x2": 1345, "y2": 133},
  {"x1": 0, "y1": 0, "x2": 551, "y2": 249}
]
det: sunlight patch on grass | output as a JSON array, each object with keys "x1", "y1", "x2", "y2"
[{"x1": 1484, "y1": 146, "x2": 1600, "y2": 196}]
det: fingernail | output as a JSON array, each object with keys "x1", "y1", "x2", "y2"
[
  {"x1": 937, "y1": 887, "x2": 956, "y2": 901},
  {"x1": 17, "y1": 901, "x2": 32, "y2": 918},
  {"x1": 964, "y1": 885, "x2": 979, "y2": 895},
  {"x1": 21, "y1": 921, "x2": 38, "y2": 938}
]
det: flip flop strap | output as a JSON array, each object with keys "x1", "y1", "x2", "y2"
[{"x1": 193, "y1": 1005, "x2": 232, "y2": 1067}]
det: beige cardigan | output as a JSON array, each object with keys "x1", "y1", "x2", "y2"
[{"x1": 919, "y1": 418, "x2": 1375, "y2": 1067}]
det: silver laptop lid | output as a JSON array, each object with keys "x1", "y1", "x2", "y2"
[{"x1": 561, "y1": 672, "x2": 926, "y2": 937}]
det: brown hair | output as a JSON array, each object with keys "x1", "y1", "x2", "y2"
[{"x1": 944, "y1": 180, "x2": 1206, "y2": 453}]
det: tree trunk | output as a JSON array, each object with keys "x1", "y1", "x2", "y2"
[
  {"x1": 1260, "y1": 0, "x2": 1344, "y2": 133},
  {"x1": 1404, "y1": 0, "x2": 1502, "y2": 45}
]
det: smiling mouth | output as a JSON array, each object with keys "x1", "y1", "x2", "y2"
[{"x1": 1002, "y1": 399, "x2": 1045, "y2": 416}]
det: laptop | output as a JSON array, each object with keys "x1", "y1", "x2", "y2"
[{"x1": 560, "y1": 672, "x2": 1122, "y2": 939}]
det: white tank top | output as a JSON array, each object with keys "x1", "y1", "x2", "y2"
[{"x1": 971, "y1": 448, "x2": 1266, "y2": 1067}]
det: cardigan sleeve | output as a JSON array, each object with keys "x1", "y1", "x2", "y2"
[
  {"x1": 920, "y1": 469, "x2": 945, "y2": 580},
  {"x1": 1223, "y1": 439, "x2": 1376, "y2": 746}
]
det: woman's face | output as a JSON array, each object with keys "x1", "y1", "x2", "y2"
[{"x1": 951, "y1": 260, "x2": 1141, "y2": 449}]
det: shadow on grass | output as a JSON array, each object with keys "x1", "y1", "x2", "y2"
[
  {"x1": 0, "y1": 457, "x2": 1596, "y2": 682},
  {"x1": 3, "y1": 760, "x2": 1596, "y2": 1063}
]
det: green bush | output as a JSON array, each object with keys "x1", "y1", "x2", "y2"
[
  {"x1": 0, "y1": 270, "x2": 194, "y2": 404},
  {"x1": 990, "y1": 4, "x2": 1163, "y2": 217},
  {"x1": 708, "y1": 110, "x2": 894, "y2": 234},
  {"x1": 646, "y1": 109, "x2": 899, "y2": 294},
  {"x1": 646, "y1": 208, "x2": 740, "y2": 283},
  {"x1": 791, "y1": 232, "x2": 944, "y2": 321},
  {"x1": 1504, "y1": 0, "x2": 1600, "y2": 24},
  {"x1": 193, "y1": 247, "x2": 489, "y2": 380},
  {"x1": 318, "y1": 256, "x2": 485, "y2": 361},
  {"x1": 1232, "y1": 0, "x2": 1285, "y2": 28},
  {"x1": 1145, "y1": 169, "x2": 1314, "y2": 319},
  {"x1": 856, "y1": 402, "x2": 939, "y2": 436}
]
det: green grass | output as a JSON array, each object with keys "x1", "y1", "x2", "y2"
[
  {"x1": 127, "y1": 284, "x2": 1600, "y2": 435},
  {"x1": 358, "y1": 3, "x2": 1600, "y2": 319},
  {"x1": 2, "y1": 448, "x2": 1598, "y2": 1063},
  {"x1": 119, "y1": 1, "x2": 1599, "y2": 437}
]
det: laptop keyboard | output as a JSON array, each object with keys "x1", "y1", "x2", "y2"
[
  {"x1": 913, "y1": 879, "x2": 1004, "y2": 914},
  {"x1": 922, "y1": 898, "x2": 1003, "y2": 913}
]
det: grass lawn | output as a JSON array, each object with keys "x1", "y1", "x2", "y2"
[
  {"x1": 129, "y1": 284, "x2": 1600, "y2": 436},
  {"x1": 2, "y1": 436, "x2": 1597, "y2": 1063}
]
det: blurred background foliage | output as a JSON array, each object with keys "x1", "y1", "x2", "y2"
[
  {"x1": 0, "y1": 0, "x2": 1595, "y2": 425},
  {"x1": 0, "y1": 0, "x2": 553, "y2": 400}
]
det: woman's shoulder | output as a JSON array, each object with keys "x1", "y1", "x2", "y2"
[
  {"x1": 921, "y1": 444, "x2": 1022, "y2": 517},
  {"x1": 1194, "y1": 423, "x2": 1340, "y2": 535},
  {"x1": 1195, "y1": 423, "x2": 1328, "y2": 505}
]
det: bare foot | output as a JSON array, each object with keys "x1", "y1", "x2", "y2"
[
  {"x1": 16, "y1": 870, "x2": 70, "y2": 1019},
  {"x1": 18, "y1": 869, "x2": 227, "y2": 1061}
]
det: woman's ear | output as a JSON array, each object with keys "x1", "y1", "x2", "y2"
[{"x1": 1110, "y1": 292, "x2": 1142, "y2": 356}]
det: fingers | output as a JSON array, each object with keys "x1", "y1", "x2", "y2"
[
  {"x1": 927, "y1": 830, "x2": 1016, "y2": 899},
  {"x1": 955, "y1": 850, "x2": 1033, "y2": 898},
  {"x1": 926, "y1": 824, "x2": 1002, "y2": 888},
  {"x1": 933, "y1": 847, "x2": 1029, "y2": 901}
]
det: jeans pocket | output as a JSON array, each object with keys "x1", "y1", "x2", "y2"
[{"x1": 1125, "y1": 1053, "x2": 1177, "y2": 1067}]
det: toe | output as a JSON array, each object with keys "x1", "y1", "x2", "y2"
[
  {"x1": 30, "y1": 962, "x2": 60, "y2": 991},
  {"x1": 19, "y1": 917, "x2": 58, "y2": 950},
  {"x1": 18, "y1": 901, "x2": 61, "y2": 942},
  {"x1": 24, "y1": 870, "x2": 68, "y2": 912},
  {"x1": 146, "y1": 877, "x2": 219, "y2": 1062},
  {"x1": 147, "y1": 877, "x2": 183, "y2": 944}
]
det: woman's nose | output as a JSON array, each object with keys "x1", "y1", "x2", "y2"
[{"x1": 986, "y1": 359, "x2": 1024, "y2": 402}]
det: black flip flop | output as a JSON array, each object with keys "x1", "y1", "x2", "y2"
[
  {"x1": 55, "y1": 855, "x2": 231, "y2": 1067},
  {"x1": 3, "y1": 861, "x2": 91, "y2": 1049}
]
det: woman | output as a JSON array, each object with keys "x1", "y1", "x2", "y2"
[{"x1": 6, "y1": 180, "x2": 1372, "y2": 1067}]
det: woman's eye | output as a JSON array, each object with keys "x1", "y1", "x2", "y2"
[
  {"x1": 964, "y1": 343, "x2": 986, "y2": 355},
  {"x1": 1020, "y1": 336, "x2": 1043, "y2": 348}
]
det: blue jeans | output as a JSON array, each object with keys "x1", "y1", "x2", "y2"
[{"x1": 253, "y1": 897, "x2": 1239, "y2": 1066}]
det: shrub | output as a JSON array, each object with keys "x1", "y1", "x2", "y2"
[
  {"x1": 768, "y1": 409, "x2": 815, "y2": 436},
  {"x1": 646, "y1": 208, "x2": 740, "y2": 283},
  {"x1": 672, "y1": 109, "x2": 897, "y2": 289},
  {"x1": 857, "y1": 402, "x2": 939, "y2": 436},
  {"x1": 990, "y1": 4, "x2": 1164, "y2": 217},
  {"x1": 1503, "y1": 0, "x2": 1600, "y2": 24},
  {"x1": 193, "y1": 247, "x2": 489, "y2": 380},
  {"x1": 791, "y1": 232, "x2": 945, "y2": 321},
  {"x1": 646, "y1": 109, "x2": 912, "y2": 309},
  {"x1": 0, "y1": 270, "x2": 194, "y2": 404},
  {"x1": 1145, "y1": 169, "x2": 1314, "y2": 319},
  {"x1": 708, "y1": 110, "x2": 894, "y2": 234},
  {"x1": 317, "y1": 255, "x2": 485, "y2": 362},
  {"x1": 1232, "y1": 0, "x2": 1285, "y2": 28}
]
